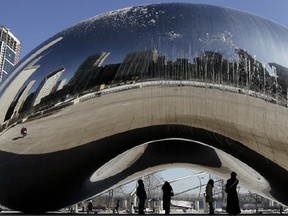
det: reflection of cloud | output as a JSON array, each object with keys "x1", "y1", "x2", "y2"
[{"x1": 166, "y1": 31, "x2": 183, "y2": 40}]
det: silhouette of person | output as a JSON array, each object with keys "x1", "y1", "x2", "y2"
[
  {"x1": 225, "y1": 172, "x2": 241, "y2": 215},
  {"x1": 136, "y1": 179, "x2": 147, "y2": 214},
  {"x1": 161, "y1": 181, "x2": 174, "y2": 214},
  {"x1": 114, "y1": 199, "x2": 120, "y2": 214},
  {"x1": 87, "y1": 200, "x2": 93, "y2": 214},
  {"x1": 21, "y1": 127, "x2": 27, "y2": 137},
  {"x1": 205, "y1": 179, "x2": 214, "y2": 214}
]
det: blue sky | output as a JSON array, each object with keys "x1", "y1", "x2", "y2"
[{"x1": 1, "y1": 0, "x2": 288, "y2": 60}]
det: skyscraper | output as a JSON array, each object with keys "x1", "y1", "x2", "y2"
[{"x1": 0, "y1": 26, "x2": 21, "y2": 83}]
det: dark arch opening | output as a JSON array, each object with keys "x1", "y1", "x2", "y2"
[
  {"x1": 0, "y1": 125, "x2": 287, "y2": 213},
  {"x1": 87, "y1": 125, "x2": 288, "y2": 206}
]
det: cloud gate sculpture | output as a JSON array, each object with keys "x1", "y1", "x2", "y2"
[{"x1": 1, "y1": 2, "x2": 288, "y2": 213}]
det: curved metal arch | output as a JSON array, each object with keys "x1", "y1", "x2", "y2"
[{"x1": 0, "y1": 3, "x2": 288, "y2": 213}]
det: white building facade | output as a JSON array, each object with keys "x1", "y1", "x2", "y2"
[{"x1": 0, "y1": 26, "x2": 21, "y2": 83}]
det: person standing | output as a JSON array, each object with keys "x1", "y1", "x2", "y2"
[
  {"x1": 161, "y1": 181, "x2": 174, "y2": 214},
  {"x1": 87, "y1": 200, "x2": 93, "y2": 214},
  {"x1": 114, "y1": 199, "x2": 120, "y2": 214},
  {"x1": 136, "y1": 179, "x2": 147, "y2": 214},
  {"x1": 205, "y1": 179, "x2": 214, "y2": 214},
  {"x1": 225, "y1": 172, "x2": 241, "y2": 215}
]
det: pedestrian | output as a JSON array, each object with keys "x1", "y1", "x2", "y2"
[
  {"x1": 114, "y1": 199, "x2": 120, "y2": 214},
  {"x1": 225, "y1": 172, "x2": 241, "y2": 215},
  {"x1": 205, "y1": 179, "x2": 214, "y2": 214},
  {"x1": 87, "y1": 200, "x2": 93, "y2": 214},
  {"x1": 21, "y1": 127, "x2": 27, "y2": 137},
  {"x1": 161, "y1": 181, "x2": 174, "y2": 214},
  {"x1": 136, "y1": 179, "x2": 147, "y2": 214}
]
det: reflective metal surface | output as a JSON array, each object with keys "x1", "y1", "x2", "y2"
[{"x1": 0, "y1": 3, "x2": 288, "y2": 212}]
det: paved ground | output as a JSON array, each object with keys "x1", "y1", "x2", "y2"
[{"x1": 1, "y1": 85, "x2": 288, "y2": 171}]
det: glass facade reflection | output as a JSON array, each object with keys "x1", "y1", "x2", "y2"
[{"x1": 0, "y1": 3, "x2": 288, "y2": 213}]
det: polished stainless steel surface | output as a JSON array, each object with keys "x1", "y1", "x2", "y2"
[{"x1": 0, "y1": 3, "x2": 288, "y2": 213}]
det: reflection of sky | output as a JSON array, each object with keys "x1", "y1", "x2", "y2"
[{"x1": 6, "y1": 3, "x2": 288, "y2": 101}]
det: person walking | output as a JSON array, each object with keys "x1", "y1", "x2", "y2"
[
  {"x1": 136, "y1": 179, "x2": 147, "y2": 214},
  {"x1": 161, "y1": 181, "x2": 174, "y2": 214},
  {"x1": 225, "y1": 172, "x2": 241, "y2": 215},
  {"x1": 205, "y1": 179, "x2": 214, "y2": 214}
]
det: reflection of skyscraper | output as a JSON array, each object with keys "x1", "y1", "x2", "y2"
[
  {"x1": 12, "y1": 80, "x2": 36, "y2": 118},
  {"x1": 68, "y1": 52, "x2": 110, "y2": 87},
  {"x1": 54, "y1": 79, "x2": 66, "y2": 92},
  {"x1": 115, "y1": 49, "x2": 158, "y2": 80},
  {"x1": 33, "y1": 67, "x2": 65, "y2": 106},
  {"x1": 0, "y1": 26, "x2": 21, "y2": 83},
  {"x1": 0, "y1": 65, "x2": 39, "y2": 123}
]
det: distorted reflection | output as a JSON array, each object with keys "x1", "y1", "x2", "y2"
[
  {"x1": 1, "y1": 3, "x2": 288, "y2": 213},
  {"x1": 2, "y1": 46, "x2": 288, "y2": 131}
]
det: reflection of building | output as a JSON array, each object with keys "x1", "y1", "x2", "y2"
[
  {"x1": 2, "y1": 65, "x2": 40, "y2": 122},
  {"x1": 32, "y1": 67, "x2": 65, "y2": 106},
  {"x1": 68, "y1": 52, "x2": 110, "y2": 88},
  {"x1": 115, "y1": 49, "x2": 158, "y2": 80},
  {"x1": 11, "y1": 80, "x2": 36, "y2": 118},
  {"x1": 55, "y1": 79, "x2": 66, "y2": 92},
  {"x1": 0, "y1": 26, "x2": 21, "y2": 82},
  {"x1": 0, "y1": 37, "x2": 63, "y2": 123}
]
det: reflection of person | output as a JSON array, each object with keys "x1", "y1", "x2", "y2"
[
  {"x1": 205, "y1": 179, "x2": 214, "y2": 215},
  {"x1": 21, "y1": 127, "x2": 27, "y2": 137},
  {"x1": 136, "y1": 179, "x2": 147, "y2": 214},
  {"x1": 161, "y1": 181, "x2": 174, "y2": 214},
  {"x1": 225, "y1": 172, "x2": 241, "y2": 215}
]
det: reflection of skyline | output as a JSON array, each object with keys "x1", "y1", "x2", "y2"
[
  {"x1": 57, "y1": 47, "x2": 288, "y2": 105},
  {"x1": 3, "y1": 47, "x2": 288, "y2": 124},
  {"x1": 0, "y1": 37, "x2": 64, "y2": 123},
  {"x1": 115, "y1": 49, "x2": 158, "y2": 80}
]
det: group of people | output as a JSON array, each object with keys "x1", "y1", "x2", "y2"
[
  {"x1": 136, "y1": 179, "x2": 174, "y2": 214},
  {"x1": 206, "y1": 171, "x2": 241, "y2": 215},
  {"x1": 136, "y1": 171, "x2": 241, "y2": 215}
]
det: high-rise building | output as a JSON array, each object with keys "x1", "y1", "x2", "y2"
[{"x1": 0, "y1": 26, "x2": 21, "y2": 83}]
